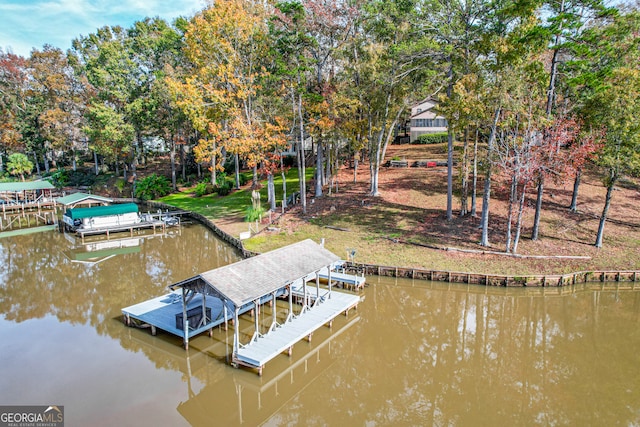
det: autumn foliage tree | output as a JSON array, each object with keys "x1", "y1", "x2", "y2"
[{"x1": 0, "y1": 50, "x2": 27, "y2": 173}]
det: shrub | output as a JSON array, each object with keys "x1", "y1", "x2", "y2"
[
  {"x1": 193, "y1": 182, "x2": 210, "y2": 197},
  {"x1": 415, "y1": 132, "x2": 448, "y2": 144},
  {"x1": 245, "y1": 205, "x2": 265, "y2": 222},
  {"x1": 115, "y1": 177, "x2": 126, "y2": 194},
  {"x1": 135, "y1": 174, "x2": 171, "y2": 201},
  {"x1": 44, "y1": 170, "x2": 69, "y2": 189},
  {"x1": 216, "y1": 179, "x2": 233, "y2": 196}
]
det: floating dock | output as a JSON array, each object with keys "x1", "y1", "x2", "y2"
[
  {"x1": 121, "y1": 239, "x2": 364, "y2": 375},
  {"x1": 122, "y1": 289, "x2": 284, "y2": 338},
  {"x1": 318, "y1": 264, "x2": 366, "y2": 290}
]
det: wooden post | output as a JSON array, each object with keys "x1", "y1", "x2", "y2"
[
  {"x1": 303, "y1": 279, "x2": 308, "y2": 312},
  {"x1": 223, "y1": 303, "x2": 228, "y2": 331},
  {"x1": 253, "y1": 299, "x2": 259, "y2": 341},
  {"x1": 271, "y1": 292, "x2": 277, "y2": 331},
  {"x1": 182, "y1": 287, "x2": 188, "y2": 349},
  {"x1": 184, "y1": 320, "x2": 189, "y2": 350},
  {"x1": 202, "y1": 290, "x2": 207, "y2": 328}
]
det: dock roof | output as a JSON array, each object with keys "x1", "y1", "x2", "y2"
[
  {"x1": 169, "y1": 239, "x2": 341, "y2": 307},
  {"x1": 57, "y1": 192, "x2": 112, "y2": 206},
  {"x1": 64, "y1": 202, "x2": 139, "y2": 219},
  {"x1": 0, "y1": 181, "x2": 55, "y2": 192}
]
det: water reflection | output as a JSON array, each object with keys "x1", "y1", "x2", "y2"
[{"x1": 1, "y1": 229, "x2": 640, "y2": 426}]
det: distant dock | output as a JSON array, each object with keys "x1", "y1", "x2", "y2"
[{"x1": 122, "y1": 239, "x2": 364, "y2": 376}]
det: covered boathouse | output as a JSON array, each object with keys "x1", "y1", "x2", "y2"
[{"x1": 121, "y1": 239, "x2": 362, "y2": 375}]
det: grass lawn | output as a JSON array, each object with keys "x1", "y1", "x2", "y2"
[
  {"x1": 154, "y1": 143, "x2": 640, "y2": 276},
  {"x1": 159, "y1": 167, "x2": 314, "y2": 220}
]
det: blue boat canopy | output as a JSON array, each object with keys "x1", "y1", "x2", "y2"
[{"x1": 64, "y1": 203, "x2": 139, "y2": 220}]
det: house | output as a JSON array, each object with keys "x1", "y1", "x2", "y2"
[{"x1": 409, "y1": 99, "x2": 448, "y2": 142}]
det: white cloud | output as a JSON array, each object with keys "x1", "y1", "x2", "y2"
[{"x1": 0, "y1": 0, "x2": 205, "y2": 57}]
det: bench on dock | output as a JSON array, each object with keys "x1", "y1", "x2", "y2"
[
  {"x1": 176, "y1": 307, "x2": 211, "y2": 330},
  {"x1": 388, "y1": 160, "x2": 408, "y2": 167}
]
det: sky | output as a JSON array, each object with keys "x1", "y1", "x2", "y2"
[{"x1": 0, "y1": 0, "x2": 207, "y2": 57}]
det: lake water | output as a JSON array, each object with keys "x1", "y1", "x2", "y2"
[{"x1": 1, "y1": 224, "x2": 639, "y2": 426}]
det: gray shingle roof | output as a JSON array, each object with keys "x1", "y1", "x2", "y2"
[{"x1": 170, "y1": 239, "x2": 341, "y2": 307}]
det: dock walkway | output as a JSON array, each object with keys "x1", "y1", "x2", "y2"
[{"x1": 235, "y1": 289, "x2": 360, "y2": 373}]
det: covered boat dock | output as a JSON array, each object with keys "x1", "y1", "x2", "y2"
[
  {"x1": 0, "y1": 181, "x2": 58, "y2": 231},
  {"x1": 121, "y1": 239, "x2": 362, "y2": 375}
]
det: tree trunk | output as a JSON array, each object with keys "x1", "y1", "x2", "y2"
[
  {"x1": 211, "y1": 139, "x2": 217, "y2": 186},
  {"x1": 94, "y1": 151, "x2": 99, "y2": 175},
  {"x1": 170, "y1": 136, "x2": 177, "y2": 191},
  {"x1": 505, "y1": 175, "x2": 516, "y2": 253},
  {"x1": 235, "y1": 153, "x2": 240, "y2": 189},
  {"x1": 268, "y1": 173, "x2": 276, "y2": 211},
  {"x1": 480, "y1": 107, "x2": 501, "y2": 247},
  {"x1": 595, "y1": 177, "x2": 615, "y2": 248},
  {"x1": 44, "y1": 153, "x2": 50, "y2": 174},
  {"x1": 353, "y1": 156, "x2": 358, "y2": 183},
  {"x1": 447, "y1": 129, "x2": 454, "y2": 221},
  {"x1": 33, "y1": 152, "x2": 41, "y2": 176},
  {"x1": 531, "y1": 173, "x2": 544, "y2": 240},
  {"x1": 315, "y1": 142, "x2": 323, "y2": 197},
  {"x1": 460, "y1": 127, "x2": 469, "y2": 217},
  {"x1": 471, "y1": 128, "x2": 479, "y2": 217},
  {"x1": 512, "y1": 184, "x2": 528, "y2": 254},
  {"x1": 180, "y1": 143, "x2": 186, "y2": 181},
  {"x1": 569, "y1": 168, "x2": 581, "y2": 212},
  {"x1": 252, "y1": 165, "x2": 258, "y2": 189},
  {"x1": 281, "y1": 156, "x2": 287, "y2": 209},
  {"x1": 370, "y1": 98, "x2": 403, "y2": 197},
  {"x1": 298, "y1": 93, "x2": 307, "y2": 214},
  {"x1": 446, "y1": 63, "x2": 454, "y2": 221}
]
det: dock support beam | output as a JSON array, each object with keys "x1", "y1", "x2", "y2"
[
  {"x1": 269, "y1": 292, "x2": 277, "y2": 332},
  {"x1": 223, "y1": 303, "x2": 228, "y2": 331},
  {"x1": 287, "y1": 285, "x2": 294, "y2": 322},
  {"x1": 182, "y1": 287, "x2": 189, "y2": 350},
  {"x1": 233, "y1": 307, "x2": 240, "y2": 360}
]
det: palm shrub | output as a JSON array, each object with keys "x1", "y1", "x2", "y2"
[{"x1": 135, "y1": 174, "x2": 171, "y2": 201}]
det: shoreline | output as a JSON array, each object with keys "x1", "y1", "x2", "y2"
[{"x1": 145, "y1": 201, "x2": 640, "y2": 288}]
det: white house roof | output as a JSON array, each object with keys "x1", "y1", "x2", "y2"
[{"x1": 411, "y1": 99, "x2": 445, "y2": 119}]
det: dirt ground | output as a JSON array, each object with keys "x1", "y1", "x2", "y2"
[{"x1": 245, "y1": 143, "x2": 640, "y2": 275}]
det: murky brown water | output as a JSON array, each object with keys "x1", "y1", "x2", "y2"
[{"x1": 1, "y1": 224, "x2": 640, "y2": 426}]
